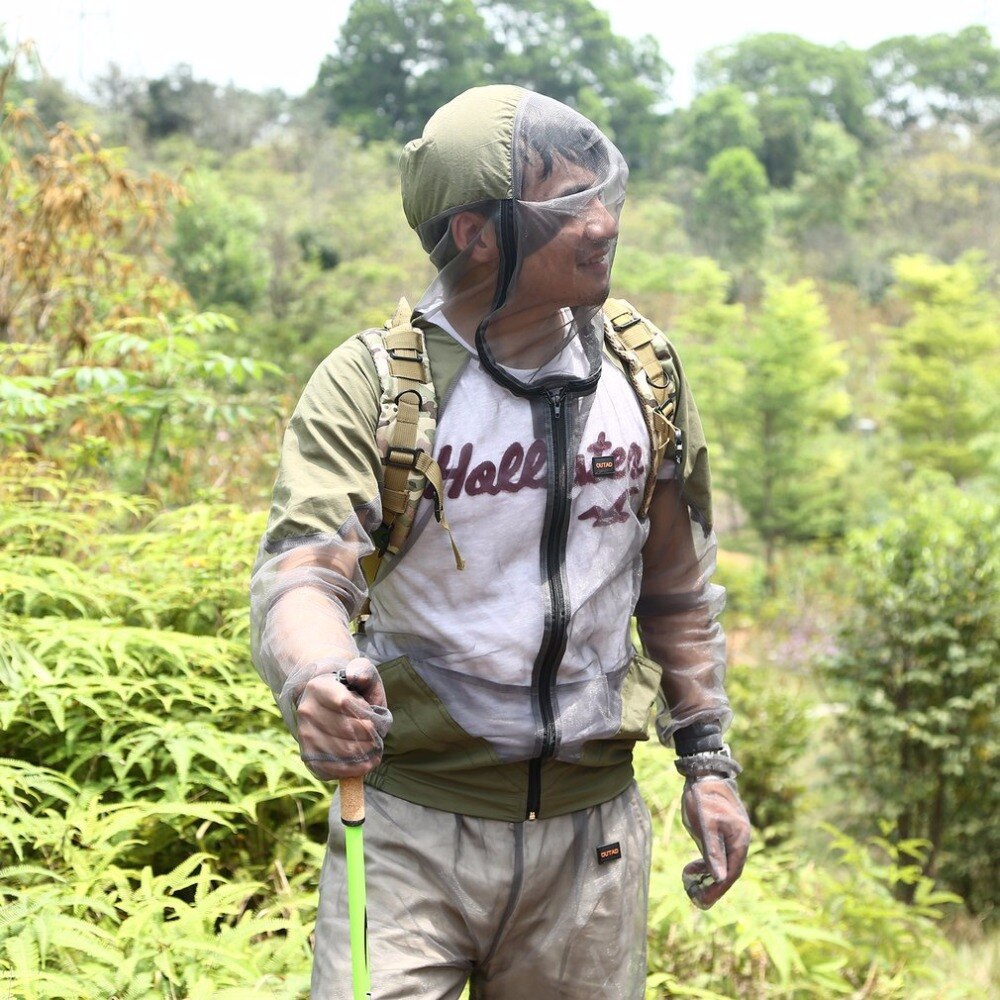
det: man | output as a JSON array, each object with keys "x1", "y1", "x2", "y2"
[{"x1": 251, "y1": 85, "x2": 750, "y2": 999}]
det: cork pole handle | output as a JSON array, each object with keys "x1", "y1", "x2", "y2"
[{"x1": 340, "y1": 776, "x2": 365, "y2": 825}]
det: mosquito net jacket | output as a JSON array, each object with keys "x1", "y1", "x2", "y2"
[{"x1": 250, "y1": 86, "x2": 731, "y2": 822}]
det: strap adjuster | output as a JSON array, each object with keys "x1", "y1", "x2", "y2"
[
  {"x1": 387, "y1": 346, "x2": 423, "y2": 362},
  {"x1": 609, "y1": 307, "x2": 642, "y2": 332},
  {"x1": 383, "y1": 445, "x2": 423, "y2": 470}
]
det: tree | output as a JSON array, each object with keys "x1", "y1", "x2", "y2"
[
  {"x1": 695, "y1": 34, "x2": 876, "y2": 187},
  {"x1": 124, "y1": 65, "x2": 288, "y2": 153},
  {"x1": 0, "y1": 94, "x2": 184, "y2": 353},
  {"x1": 783, "y1": 120, "x2": 864, "y2": 233},
  {"x1": 713, "y1": 280, "x2": 849, "y2": 584},
  {"x1": 696, "y1": 33, "x2": 875, "y2": 145},
  {"x1": 691, "y1": 147, "x2": 770, "y2": 265},
  {"x1": 753, "y1": 93, "x2": 813, "y2": 189},
  {"x1": 882, "y1": 254, "x2": 1000, "y2": 483},
  {"x1": 0, "y1": 73, "x2": 281, "y2": 500},
  {"x1": 310, "y1": 0, "x2": 671, "y2": 168},
  {"x1": 312, "y1": 0, "x2": 492, "y2": 142},
  {"x1": 679, "y1": 85, "x2": 762, "y2": 172},
  {"x1": 481, "y1": 0, "x2": 671, "y2": 168},
  {"x1": 168, "y1": 174, "x2": 272, "y2": 313},
  {"x1": 825, "y1": 476, "x2": 1000, "y2": 913},
  {"x1": 868, "y1": 27, "x2": 1000, "y2": 130}
]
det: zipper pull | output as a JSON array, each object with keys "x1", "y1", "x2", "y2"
[{"x1": 548, "y1": 386, "x2": 566, "y2": 419}]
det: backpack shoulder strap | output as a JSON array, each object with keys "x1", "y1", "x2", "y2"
[
  {"x1": 357, "y1": 298, "x2": 464, "y2": 585},
  {"x1": 603, "y1": 297, "x2": 681, "y2": 518}
]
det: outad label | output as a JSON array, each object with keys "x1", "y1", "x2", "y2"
[{"x1": 596, "y1": 841, "x2": 622, "y2": 865}]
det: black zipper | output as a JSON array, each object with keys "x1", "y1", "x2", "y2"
[{"x1": 526, "y1": 385, "x2": 573, "y2": 820}]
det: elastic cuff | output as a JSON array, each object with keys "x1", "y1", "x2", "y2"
[{"x1": 674, "y1": 747, "x2": 742, "y2": 780}]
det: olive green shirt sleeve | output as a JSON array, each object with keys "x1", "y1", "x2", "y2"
[{"x1": 264, "y1": 335, "x2": 384, "y2": 549}]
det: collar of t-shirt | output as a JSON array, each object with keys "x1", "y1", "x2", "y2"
[{"x1": 424, "y1": 308, "x2": 591, "y2": 382}]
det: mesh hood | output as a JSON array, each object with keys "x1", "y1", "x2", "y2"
[{"x1": 400, "y1": 86, "x2": 628, "y2": 396}]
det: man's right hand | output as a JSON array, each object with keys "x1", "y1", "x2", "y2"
[{"x1": 294, "y1": 657, "x2": 393, "y2": 781}]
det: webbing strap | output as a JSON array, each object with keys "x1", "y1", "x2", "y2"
[
  {"x1": 603, "y1": 297, "x2": 680, "y2": 518},
  {"x1": 384, "y1": 325, "x2": 429, "y2": 384},
  {"x1": 404, "y1": 451, "x2": 465, "y2": 571},
  {"x1": 607, "y1": 298, "x2": 674, "y2": 418},
  {"x1": 383, "y1": 327, "x2": 423, "y2": 354},
  {"x1": 381, "y1": 394, "x2": 421, "y2": 519},
  {"x1": 376, "y1": 313, "x2": 464, "y2": 571},
  {"x1": 389, "y1": 297, "x2": 411, "y2": 328}
]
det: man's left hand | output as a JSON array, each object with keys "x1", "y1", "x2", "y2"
[{"x1": 680, "y1": 776, "x2": 751, "y2": 909}]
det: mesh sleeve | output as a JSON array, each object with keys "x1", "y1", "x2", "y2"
[
  {"x1": 635, "y1": 478, "x2": 731, "y2": 744},
  {"x1": 250, "y1": 336, "x2": 385, "y2": 735},
  {"x1": 249, "y1": 522, "x2": 375, "y2": 734}
]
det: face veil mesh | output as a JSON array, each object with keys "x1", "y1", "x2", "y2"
[{"x1": 413, "y1": 92, "x2": 628, "y2": 396}]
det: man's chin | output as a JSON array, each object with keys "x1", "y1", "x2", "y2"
[{"x1": 582, "y1": 283, "x2": 612, "y2": 308}]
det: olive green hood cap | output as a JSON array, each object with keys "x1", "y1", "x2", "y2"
[{"x1": 400, "y1": 84, "x2": 525, "y2": 248}]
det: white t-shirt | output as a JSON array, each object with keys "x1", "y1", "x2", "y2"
[{"x1": 360, "y1": 315, "x2": 669, "y2": 762}]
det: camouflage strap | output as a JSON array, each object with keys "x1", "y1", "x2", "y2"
[
  {"x1": 603, "y1": 297, "x2": 680, "y2": 518},
  {"x1": 359, "y1": 298, "x2": 464, "y2": 588}
]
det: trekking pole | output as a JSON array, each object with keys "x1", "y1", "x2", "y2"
[{"x1": 340, "y1": 775, "x2": 371, "y2": 1000}]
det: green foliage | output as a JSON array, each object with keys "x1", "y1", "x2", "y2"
[
  {"x1": 1, "y1": 75, "x2": 285, "y2": 503},
  {"x1": 726, "y1": 663, "x2": 810, "y2": 844},
  {"x1": 782, "y1": 122, "x2": 865, "y2": 233},
  {"x1": 167, "y1": 128, "x2": 434, "y2": 378},
  {"x1": 0, "y1": 91, "x2": 186, "y2": 351},
  {"x1": 0, "y1": 459, "x2": 325, "y2": 997},
  {"x1": 697, "y1": 33, "x2": 877, "y2": 149},
  {"x1": 636, "y1": 745, "x2": 976, "y2": 999},
  {"x1": 1, "y1": 311, "x2": 284, "y2": 498},
  {"x1": 169, "y1": 173, "x2": 272, "y2": 312},
  {"x1": 679, "y1": 86, "x2": 763, "y2": 173},
  {"x1": 712, "y1": 280, "x2": 850, "y2": 580},
  {"x1": 3, "y1": 21, "x2": 999, "y2": 996},
  {"x1": 692, "y1": 147, "x2": 771, "y2": 265},
  {"x1": 823, "y1": 476, "x2": 1000, "y2": 914},
  {"x1": 753, "y1": 94, "x2": 815, "y2": 190},
  {"x1": 313, "y1": 0, "x2": 490, "y2": 142},
  {"x1": 478, "y1": 0, "x2": 671, "y2": 170},
  {"x1": 0, "y1": 467, "x2": 976, "y2": 997},
  {"x1": 311, "y1": 0, "x2": 671, "y2": 168},
  {"x1": 882, "y1": 253, "x2": 1000, "y2": 483},
  {"x1": 868, "y1": 27, "x2": 1000, "y2": 129}
]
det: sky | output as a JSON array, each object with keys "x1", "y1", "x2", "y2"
[{"x1": 2, "y1": 0, "x2": 999, "y2": 108}]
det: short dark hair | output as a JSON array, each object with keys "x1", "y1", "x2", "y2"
[{"x1": 515, "y1": 114, "x2": 610, "y2": 188}]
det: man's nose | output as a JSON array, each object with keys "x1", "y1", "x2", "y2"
[{"x1": 585, "y1": 199, "x2": 618, "y2": 241}]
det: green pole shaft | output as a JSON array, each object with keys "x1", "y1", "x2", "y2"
[{"x1": 341, "y1": 776, "x2": 371, "y2": 1000}]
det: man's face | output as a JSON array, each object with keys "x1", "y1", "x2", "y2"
[{"x1": 509, "y1": 150, "x2": 620, "y2": 312}]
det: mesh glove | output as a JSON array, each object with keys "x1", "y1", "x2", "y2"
[
  {"x1": 294, "y1": 656, "x2": 393, "y2": 781},
  {"x1": 680, "y1": 773, "x2": 751, "y2": 909}
]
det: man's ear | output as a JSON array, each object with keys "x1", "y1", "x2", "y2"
[{"x1": 450, "y1": 211, "x2": 498, "y2": 263}]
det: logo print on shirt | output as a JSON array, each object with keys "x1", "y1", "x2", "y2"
[
  {"x1": 434, "y1": 440, "x2": 547, "y2": 498},
  {"x1": 578, "y1": 487, "x2": 640, "y2": 526},
  {"x1": 427, "y1": 433, "x2": 645, "y2": 527}
]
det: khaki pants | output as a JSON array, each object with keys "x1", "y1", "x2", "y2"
[{"x1": 310, "y1": 782, "x2": 652, "y2": 999}]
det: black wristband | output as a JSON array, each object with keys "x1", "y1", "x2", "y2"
[{"x1": 674, "y1": 721, "x2": 724, "y2": 756}]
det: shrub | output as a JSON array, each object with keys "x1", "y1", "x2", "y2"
[{"x1": 822, "y1": 474, "x2": 1000, "y2": 914}]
